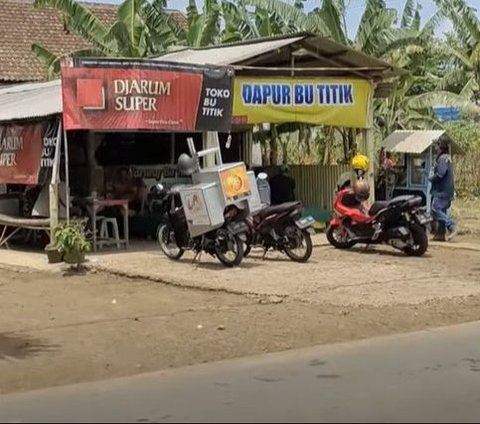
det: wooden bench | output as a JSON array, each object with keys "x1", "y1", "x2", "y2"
[{"x1": 0, "y1": 213, "x2": 50, "y2": 248}]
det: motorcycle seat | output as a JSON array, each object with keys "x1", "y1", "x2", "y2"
[
  {"x1": 368, "y1": 201, "x2": 389, "y2": 216},
  {"x1": 258, "y1": 201, "x2": 302, "y2": 219},
  {"x1": 368, "y1": 195, "x2": 421, "y2": 216}
]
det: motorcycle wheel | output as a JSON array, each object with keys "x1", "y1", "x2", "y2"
[
  {"x1": 157, "y1": 223, "x2": 185, "y2": 260},
  {"x1": 214, "y1": 229, "x2": 244, "y2": 267},
  {"x1": 326, "y1": 224, "x2": 356, "y2": 249},
  {"x1": 404, "y1": 224, "x2": 428, "y2": 257},
  {"x1": 283, "y1": 226, "x2": 313, "y2": 263}
]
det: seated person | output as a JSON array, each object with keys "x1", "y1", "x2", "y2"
[{"x1": 107, "y1": 168, "x2": 146, "y2": 216}]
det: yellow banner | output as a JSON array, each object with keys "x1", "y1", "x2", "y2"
[{"x1": 232, "y1": 77, "x2": 373, "y2": 129}]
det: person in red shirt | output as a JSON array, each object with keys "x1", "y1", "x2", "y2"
[{"x1": 382, "y1": 152, "x2": 395, "y2": 170}]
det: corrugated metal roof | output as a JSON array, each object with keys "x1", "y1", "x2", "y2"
[
  {"x1": 155, "y1": 33, "x2": 403, "y2": 78},
  {"x1": 0, "y1": 79, "x2": 61, "y2": 122},
  {"x1": 157, "y1": 36, "x2": 305, "y2": 66},
  {"x1": 382, "y1": 130, "x2": 446, "y2": 154}
]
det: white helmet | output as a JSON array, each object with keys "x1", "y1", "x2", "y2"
[{"x1": 177, "y1": 153, "x2": 197, "y2": 176}]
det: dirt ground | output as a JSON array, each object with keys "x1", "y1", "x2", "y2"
[
  {"x1": 1, "y1": 242, "x2": 480, "y2": 395},
  {"x1": 95, "y1": 241, "x2": 480, "y2": 307}
]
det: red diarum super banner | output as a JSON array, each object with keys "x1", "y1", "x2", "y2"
[
  {"x1": 61, "y1": 58, "x2": 234, "y2": 132},
  {"x1": 0, "y1": 120, "x2": 59, "y2": 185},
  {"x1": 0, "y1": 122, "x2": 44, "y2": 184}
]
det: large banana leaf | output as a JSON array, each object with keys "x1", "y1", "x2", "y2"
[
  {"x1": 315, "y1": 0, "x2": 348, "y2": 44},
  {"x1": 32, "y1": 44, "x2": 100, "y2": 77},
  {"x1": 434, "y1": 0, "x2": 480, "y2": 46},
  {"x1": 400, "y1": 0, "x2": 416, "y2": 28},
  {"x1": 33, "y1": 0, "x2": 109, "y2": 52},
  {"x1": 31, "y1": 44, "x2": 61, "y2": 79},
  {"x1": 407, "y1": 90, "x2": 480, "y2": 115},
  {"x1": 244, "y1": 0, "x2": 329, "y2": 35},
  {"x1": 116, "y1": 0, "x2": 146, "y2": 55}
]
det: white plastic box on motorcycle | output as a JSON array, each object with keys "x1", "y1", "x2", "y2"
[{"x1": 157, "y1": 136, "x2": 253, "y2": 267}]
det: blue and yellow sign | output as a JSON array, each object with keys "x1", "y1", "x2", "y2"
[{"x1": 232, "y1": 77, "x2": 373, "y2": 128}]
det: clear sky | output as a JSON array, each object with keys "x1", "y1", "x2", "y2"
[{"x1": 86, "y1": 0, "x2": 479, "y2": 37}]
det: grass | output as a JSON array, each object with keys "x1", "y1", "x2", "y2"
[{"x1": 452, "y1": 197, "x2": 480, "y2": 236}]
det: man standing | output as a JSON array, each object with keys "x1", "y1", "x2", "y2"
[{"x1": 429, "y1": 137, "x2": 456, "y2": 241}]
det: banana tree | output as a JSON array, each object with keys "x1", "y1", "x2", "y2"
[
  {"x1": 32, "y1": 0, "x2": 177, "y2": 77},
  {"x1": 433, "y1": 0, "x2": 480, "y2": 103},
  {"x1": 170, "y1": 0, "x2": 222, "y2": 48}
]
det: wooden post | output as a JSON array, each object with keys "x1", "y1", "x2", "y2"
[
  {"x1": 360, "y1": 90, "x2": 376, "y2": 203},
  {"x1": 86, "y1": 131, "x2": 97, "y2": 195},
  {"x1": 63, "y1": 128, "x2": 70, "y2": 223},
  {"x1": 203, "y1": 132, "x2": 221, "y2": 167},
  {"x1": 361, "y1": 128, "x2": 376, "y2": 204},
  {"x1": 49, "y1": 120, "x2": 62, "y2": 241}
]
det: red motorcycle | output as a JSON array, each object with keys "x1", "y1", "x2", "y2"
[
  {"x1": 244, "y1": 201, "x2": 315, "y2": 262},
  {"x1": 326, "y1": 188, "x2": 431, "y2": 256}
]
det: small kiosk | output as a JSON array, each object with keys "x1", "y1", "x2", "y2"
[{"x1": 379, "y1": 130, "x2": 461, "y2": 211}]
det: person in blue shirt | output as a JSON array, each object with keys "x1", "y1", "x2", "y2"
[{"x1": 429, "y1": 137, "x2": 457, "y2": 241}]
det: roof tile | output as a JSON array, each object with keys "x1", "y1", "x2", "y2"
[{"x1": 0, "y1": 0, "x2": 186, "y2": 82}]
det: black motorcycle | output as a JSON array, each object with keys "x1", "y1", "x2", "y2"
[
  {"x1": 244, "y1": 201, "x2": 315, "y2": 262},
  {"x1": 157, "y1": 186, "x2": 249, "y2": 267}
]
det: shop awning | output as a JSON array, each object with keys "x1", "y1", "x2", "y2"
[
  {"x1": 0, "y1": 79, "x2": 61, "y2": 122},
  {"x1": 382, "y1": 130, "x2": 462, "y2": 154},
  {"x1": 155, "y1": 32, "x2": 404, "y2": 81}
]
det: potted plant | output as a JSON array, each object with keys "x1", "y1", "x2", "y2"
[
  {"x1": 45, "y1": 243, "x2": 63, "y2": 264},
  {"x1": 53, "y1": 221, "x2": 91, "y2": 269}
]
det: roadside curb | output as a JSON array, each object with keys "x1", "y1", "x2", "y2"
[
  {"x1": 93, "y1": 263, "x2": 288, "y2": 303},
  {"x1": 430, "y1": 241, "x2": 480, "y2": 252}
]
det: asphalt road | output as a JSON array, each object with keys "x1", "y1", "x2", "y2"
[{"x1": 1, "y1": 322, "x2": 480, "y2": 423}]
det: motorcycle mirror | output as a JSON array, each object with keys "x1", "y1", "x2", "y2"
[
  {"x1": 226, "y1": 133, "x2": 232, "y2": 150},
  {"x1": 257, "y1": 172, "x2": 268, "y2": 180}
]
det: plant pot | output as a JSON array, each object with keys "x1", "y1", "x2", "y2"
[
  {"x1": 45, "y1": 246, "x2": 63, "y2": 264},
  {"x1": 63, "y1": 252, "x2": 86, "y2": 265}
]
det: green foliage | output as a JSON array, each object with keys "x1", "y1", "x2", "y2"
[
  {"x1": 54, "y1": 222, "x2": 91, "y2": 257},
  {"x1": 30, "y1": 0, "x2": 480, "y2": 179},
  {"x1": 435, "y1": 119, "x2": 480, "y2": 196},
  {"x1": 445, "y1": 119, "x2": 480, "y2": 151}
]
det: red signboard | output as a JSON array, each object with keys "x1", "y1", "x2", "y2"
[
  {"x1": 0, "y1": 122, "x2": 44, "y2": 184},
  {"x1": 0, "y1": 120, "x2": 59, "y2": 185},
  {"x1": 61, "y1": 58, "x2": 234, "y2": 132}
]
